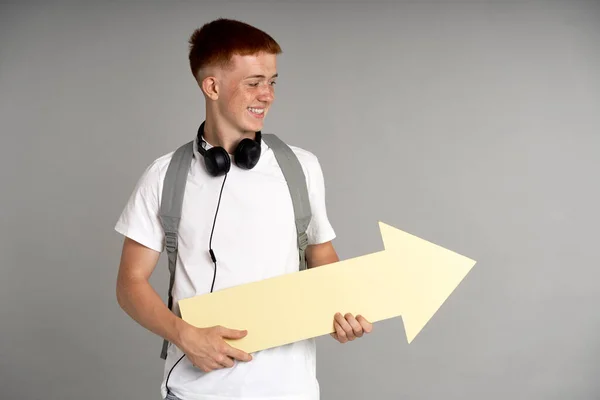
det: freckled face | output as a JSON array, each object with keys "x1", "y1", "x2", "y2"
[{"x1": 216, "y1": 52, "x2": 278, "y2": 134}]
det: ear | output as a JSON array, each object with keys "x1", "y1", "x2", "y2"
[{"x1": 201, "y1": 76, "x2": 220, "y2": 100}]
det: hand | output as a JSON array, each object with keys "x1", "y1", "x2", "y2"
[
  {"x1": 177, "y1": 324, "x2": 253, "y2": 372},
  {"x1": 330, "y1": 312, "x2": 373, "y2": 343}
]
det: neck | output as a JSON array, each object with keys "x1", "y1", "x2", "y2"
[{"x1": 202, "y1": 115, "x2": 257, "y2": 154}]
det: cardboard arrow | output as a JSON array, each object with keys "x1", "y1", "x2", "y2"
[{"x1": 178, "y1": 222, "x2": 477, "y2": 353}]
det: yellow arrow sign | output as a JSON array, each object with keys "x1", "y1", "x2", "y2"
[{"x1": 179, "y1": 222, "x2": 477, "y2": 353}]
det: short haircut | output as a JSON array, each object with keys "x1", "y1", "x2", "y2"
[{"x1": 188, "y1": 18, "x2": 282, "y2": 80}]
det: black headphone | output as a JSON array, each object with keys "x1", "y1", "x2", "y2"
[{"x1": 196, "y1": 121, "x2": 262, "y2": 176}]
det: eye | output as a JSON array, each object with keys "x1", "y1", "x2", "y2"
[
  {"x1": 269, "y1": 81, "x2": 277, "y2": 86},
  {"x1": 248, "y1": 82, "x2": 259, "y2": 87}
]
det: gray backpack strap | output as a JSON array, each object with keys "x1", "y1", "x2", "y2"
[
  {"x1": 262, "y1": 134, "x2": 312, "y2": 271},
  {"x1": 158, "y1": 140, "x2": 194, "y2": 359}
]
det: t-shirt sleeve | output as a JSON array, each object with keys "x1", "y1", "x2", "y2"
[
  {"x1": 304, "y1": 153, "x2": 336, "y2": 245},
  {"x1": 114, "y1": 161, "x2": 165, "y2": 253}
]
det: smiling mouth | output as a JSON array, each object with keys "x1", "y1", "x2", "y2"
[{"x1": 248, "y1": 107, "x2": 265, "y2": 118}]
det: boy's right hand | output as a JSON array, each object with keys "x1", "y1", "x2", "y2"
[{"x1": 177, "y1": 324, "x2": 253, "y2": 372}]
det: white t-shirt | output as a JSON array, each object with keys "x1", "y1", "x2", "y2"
[{"x1": 114, "y1": 134, "x2": 336, "y2": 400}]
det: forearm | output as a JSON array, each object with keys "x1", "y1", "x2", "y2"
[
  {"x1": 306, "y1": 241, "x2": 339, "y2": 268},
  {"x1": 116, "y1": 278, "x2": 187, "y2": 347}
]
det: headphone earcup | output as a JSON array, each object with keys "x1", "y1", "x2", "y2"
[
  {"x1": 204, "y1": 147, "x2": 231, "y2": 176},
  {"x1": 234, "y1": 138, "x2": 261, "y2": 170}
]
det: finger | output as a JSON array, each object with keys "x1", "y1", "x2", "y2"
[
  {"x1": 333, "y1": 320, "x2": 348, "y2": 343},
  {"x1": 330, "y1": 322, "x2": 340, "y2": 340},
  {"x1": 345, "y1": 313, "x2": 364, "y2": 337},
  {"x1": 335, "y1": 313, "x2": 355, "y2": 341},
  {"x1": 223, "y1": 343, "x2": 253, "y2": 362},
  {"x1": 218, "y1": 326, "x2": 248, "y2": 340},
  {"x1": 214, "y1": 353, "x2": 235, "y2": 368},
  {"x1": 339, "y1": 313, "x2": 358, "y2": 340},
  {"x1": 194, "y1": 359, "x2": 221, "y2": 372},
  {"x1": 356, "y1": 315, "x2": 373, "y2": 333}
]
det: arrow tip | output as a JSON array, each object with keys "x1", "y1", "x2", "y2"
[{"x1": 376, "y1": 220, "x2": 477, "y2": 344}]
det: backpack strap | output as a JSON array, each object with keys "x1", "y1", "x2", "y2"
[
  {"x1": 156, "y1": 134, "x2": 311, "y2": 359},
  {"x1": 158, "y1": 140, "x2": 194, "y2": 360},
  {"x1": 262, "y1": 133, "x2": 312, "y2": 272}
]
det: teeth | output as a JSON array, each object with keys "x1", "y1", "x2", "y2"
[{"x1": 248, "y1": 107, "x2": 264, "y2": 114}]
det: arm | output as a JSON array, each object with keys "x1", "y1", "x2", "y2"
[
  {"x1": 305, "y1": 240, "x2": 373, "y2": 343},
  {"x1": 305, "y1": 241, "x2": 339, "y2": 268},
  {"x1": 116, "y1": 237, "x2": 252, "y2": 371},
  {"x1": 116, "y1": 236, "x2": 186, "y2": 347},
  {"x1": 301, "y1": 153, "x2": 372, "y2": 342}
]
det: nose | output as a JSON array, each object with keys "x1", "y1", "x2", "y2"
[{"x1": 257, "y1": 85, "x2": 274, "y2": 103}]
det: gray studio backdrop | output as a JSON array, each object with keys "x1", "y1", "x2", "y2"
[{"x1": 1, "y1": 1, "x2": 599, "y2": 399}]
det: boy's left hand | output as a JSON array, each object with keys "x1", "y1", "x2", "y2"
[{"x1": 331, "y1": 312, "x2": 373, "y2": 343}]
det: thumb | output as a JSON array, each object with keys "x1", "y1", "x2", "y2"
[{"x1": 218, "y1": 327, "x2": 248, "y2": 339}]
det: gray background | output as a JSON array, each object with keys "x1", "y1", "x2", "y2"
[{"x1": 1, "y1": 0, "x2": 599, "y2": 399}]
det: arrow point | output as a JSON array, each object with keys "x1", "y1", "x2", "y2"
[
  {"x1": 377, "y1": 221, "x2": 399, "y2": 249},
  {"x1": 375, "y1": 220, "x2": 477, "y2": 344}
]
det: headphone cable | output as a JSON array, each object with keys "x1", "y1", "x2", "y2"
[{"x1": 165, "y1": 173, "x2": 227, "y2": 396}]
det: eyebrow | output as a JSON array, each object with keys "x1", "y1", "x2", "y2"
[{"x1": 244, "y1": 73, "x2": 278, "y2": 79}]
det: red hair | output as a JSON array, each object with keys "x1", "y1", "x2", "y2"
[{"x1": 188, "y1": 18, "x2": 282, "y2": 79}]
